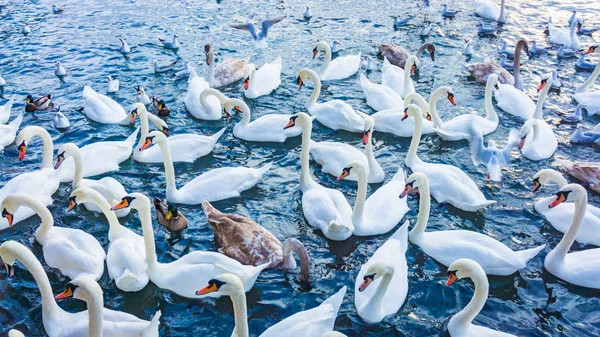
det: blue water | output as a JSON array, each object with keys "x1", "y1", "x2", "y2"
[{"x1": 1, "y1": 0, "x2": 600, "y2": 336}]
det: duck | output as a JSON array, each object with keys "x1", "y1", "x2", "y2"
[
  {"x1": 297, "y1": 68, "x2": 364, "y2": 132},
  {"x1": 0, "y1": 94, "x2": 13, "y2": 123},
  {"x1": 205, "y1": 43, "x2": 249, "y2": 88},
  {"x1": 463, "y1": 39, "x2": 474, "y2": 56},
  {"x1": 69, "y1": 187, "x2": 149, "y2": 291},
  {"x1": 0, "y1": 241, "x2": 160, "y2": 337},
  {"x1": 303, "y1": 6, "x2": 312, "y2": 19},
  {"x1": 560, "y1": 103, "x2": 585, "y2": 122},
  {"x1": 223, "y1": 98, "x2": 302, "y2": 143},
  {"x1": 155, "y1": 99, "x2": 170, "y2": 117},
  {"x1": 400, "y1": 173, "x2": 544, "y2": 275},
  {"x1": 371, "y1": 91, "x2": 435, "y2": 137},
  {"x1": 442, "y1": 4, "x2": 460, "y2": 18},
  {"x1": 153, "y1": 59, "x2": 179, "y2": 73},
  {"x1": 197, "y1": 274, "x2": 345, "y2": 336},
  {"x1": 202, "y1": 201, "x2": 311, "y2": 285},
  {"x1": 135, "y1": 86, "x2": 151, "y2": 105},
  {"x1": 393, "y1": 16, "x2": 411, "y2": 30},
  {"x1": 54, "y1": 61, "x2": 66, "y2": 76},
  {"x1": 404, "y1": 104, "x2": 495, "y2": 212},
  {"x1": 153, "y1": 198, "x2": 188, "y2": 231},
  {"x1": 377, "y1": 42, "x2": 435, "y2": 68},
  {"x1": 571, "y1": 124, "x2": 600, "y2": 144},
  {"x1": 243, "y1": 57, "x2": 282, "y2": 99},
  {"x1": 548, "y1": 16, "x2": 582, "y2": 49},
  {"x1": 494, "y1": 41, "x2": 536, "y2": 116},
  {"x1": 119, "y1": 37, "x2": 130, "y2": 54},
  {"x1": 111, "y1": 193, "x2": 268, "y2": 298},
  {"x1": 132, "y1": 102, "x2": 222, "y2": 164},
  {"x1": 530, "y1": 40, "x2": 549, "y2": 55},
  {"x1": 82, "y1": 85, "x2": 130, "y2": 124},
  {"x1": 517, "y1": 76, "x2": 557, "y2": 161},
  {"x1": 312, "y1": 41, "x2": 360, "y2": 81},
  {"x1": 576, "y1": 53, "x2": 597, "y2": 70},
  {"x1": 139, "y1": 130, "x2": 271, "y2": 204},
  {"x1": 1, "y1": 194, "x2": 105, "y2": 280},
  {"x1": 54, "y1": 276, "x2": 160, "y2": 337},
  {"x1": 231, "y1": 16, "x2": 284, "y2": 48},
  {"x1": 574, "y1": 57, "x2": 600, "y2": 115},
  {"x1": 544, "y1": 184, "x2": 600, "y2": 289},
  {"x1": 381, "y1": 55, "x2": 418, "y2": 98},
  {"x1": 445, "y1": 259, "x2": 518, "y2": 336},
  {"x1": 359, "y1": 73, "x2": 404, "y2": 112},
  {"x1": 27, "y1": 93, "x2": 53, "y2": 110},
  {"x1": 474, "y1": 0, "x2": 507, "y2": 22},
  {"x1": 0, "y1": 126, "x2": 61, "y2": 229},
  {"x1": 21, "y1": 23, "x2": 30, "y2": 35},
  {"x1": 338, "y1": 161, "x2": 408, "y2": 235},
  {"x1": 557, "y1": 44, "x2": 579, "y2": 58},
  {"x1": 463, "y1": 60, "x2": 513, "y2": 85},
  {"x1": 468, "y1": 126, "x2": 519, "y2": 181},
  {"x1": 55, "y1": 143, "x2": 129, "y2": 217},
  {"x1": 284, "y1": 113, "x2": 353, "y2": 241},
  {"x1": 52, "y1": 4, "x2": 64, "y2": 13},
  {"x1": 355, "y1": 223, "x2": 408, "y2": 323},
  {"x1": 532, "y1": 169, "x2": 600, "y2": 246},
  {"x1": 106, "y1": 75, "x2": 119, "y2": 93},
  {"x1": 158, "y1": 34, "x2": 179, "y2": 49},
  {"x1": 0, "y1": 113, "x2": 22, "y2": 152},
  {"x1": 310, "y1": 112, "x2": 384, "y2": 183},
  {"x1": 551, "y1": 69, "x2": 563, "y2": 89},
  {"x1": 185, "y1": 71, "x2": 227, "y2": 120}
]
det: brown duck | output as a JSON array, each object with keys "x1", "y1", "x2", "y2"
[
  {"x1": 560, "y1": 161, "x2": 600, "y2": 194},
  {"x1": 377, "y1": 42, "x2": 435, "y2": 68},
  {"x1": 26, "y1": 94, "x2": 53, "y2": 112},
  {"x1": 202, "y1": 201, "x2": 310, "y2": 285},
  {"x1": 153, "y1": 198, "x2": 188, "y2": 231}
]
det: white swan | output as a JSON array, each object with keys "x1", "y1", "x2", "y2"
[
  {"x1": 0, "y1": 113, "x2": 22, "y2": 151},
  {"x1": 298, "y1": 68, "x2": 364, "y2": 132},
  {"x1": 196, "y1": 273, "x2": 346, "y2": 337},
  {"x1": 111, "y1": 193, "x2": 267, "y2": 298},
  {"x1": 205, "y1": 43, "x2": 249, "y2": 88},
  {"x1": 313, "y1": 41, "x2": 360, "y2": 81},
  {"x1": 431, "y1": 77, "x2": 498, "y2": 141},
  {"x1": 445, "y1": 259, "x2": 517, "y2": 337},
  {"x1": 474, "y1": 0, "x2": 507, "y2": 23},
  {"x1": 243, "y1": 57, "x2": 282, "y2": 99},
  {"x1": 544, "y1": 184, "x2": 600, "y2": 289},
  {"x1": 518, "y1": 76, "x2": 557, "y2": 161},
  {"x1": 82, "y1": 85, "x2": 130, "y2": 124},
  {"x1": 54, "y1": 276, "x2": 160, "y2": 337},
  {"x1": 355, "y1": 223, "x2": 408, "y2": 323},
  {"x1": 359, "y1": 73, "x2": 404, "y2": 112},
  {"x1": 309, "y1": 113, "x2": 384, "y2": 183},
  {"x1": 0, "y1": 241, "x2": 159, "y2": 337},
  {"x1": 0, "y1": 94, "x2": 15, "y2": 124},
  {"x1": 69, "y1": 187, "x2": 149, "y2": 292},
  {"x1": 131, "y1": 103, "x2": 224, "y2": 163},
  {"x1": 532, "y1": 169, "x2": 600, "y2": 246},
  {"x1": 338, "y1": 161, "x2": 408, "y2": 236},
  {"x1": 494, "y1": 40, "x2": 536, "y2": 118},
  {"x1": 140, "y1": 130, "x2": 271, "y2": 204},
  {"x1": 55, "y1": 143, "x2": 129, "y2": 217},
  {"x1": 8, "y1": 330, "x2": 25, "y2": 337},
  {"x1": 574, "y1": 58, "x2": 600, "y2": 116},
  {"x1": 371, "y1": 91, "x2": 435, "y2": 137},
  {"x1": 224, "y1": 98, "x2": 302, "y2": 142},
  {"x1": 1, "y1": 194, "x2": 105, "y2": 280},
  {"x1": 381, "y1": 56, "x2": 417, "y2": 98},
  {"x1": 548, "y1": 17, "x2": 582, "y2": 50},
  {"x1": 184, "y1": 71, "x2": 226, "y2": 120},
  {"x1": 285, "y1": 112, "x2": 353, "y2": 241},
  {"x1": 400, "y1": 173, "x2": 544, "y2": 275},
  {"x1": 404, "y1": 105, "x2": 496, "y2": 212}
]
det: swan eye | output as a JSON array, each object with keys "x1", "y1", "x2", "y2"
[
  {"x1": 446, "y1": 270, "x2": 458, "y2": 286},
  {"x1": 532, "y1": 177, "x2": 541, "y2": 192},
  {"x1": 364, "y1": 273, "x2": 375, "y2": 281}
]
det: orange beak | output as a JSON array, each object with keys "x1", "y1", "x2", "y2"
[
  {"x1": 446, "y1": 273, "x2": 458, "y2": 286},
  {"x1": 426, "y1": 114, "x2": 432, "y2": 121},
  {"x1": 312, "y1": 48, "x2": 318, "y2": 59},
  {"x1": 55, "y1": 287, "x2": 73, "y2": 300},
  {"x1": 225, "y1": 110, "x2": 231, "y2": 120},
  {"x1": 362, "y1": 130, "x2": 370, "y2": 145},
  {"x1": 401, "y1": 112, "x2": 409, "y2": 121},
  {"x1": 518, "y1": 136, "x2": 526, "y2": 150},
  {"x1": 284, "y1": 120, "x2": 295, "y2": 129},
  {"x1": 358, "y1": 277, "x2": 373, "y2": 292},
  {"x1": 410, "y1": 64, "x2": 417, "y2": 76},
  {"x1": 448, "y1": 95, "x2": 456, "y2": 106},
  {"x1": 129, "y1": 112, "x2": 138, "y2": 125},
  {"x1": 2, "y1": 209, "x2": 14, "y2": 227},
  {"x1": 67, "y1": 198, "x2": 77, "y2": 212},
  {"x1": 537, "y1": 81, "x2": 546, "y2": 92},
  {"x1": 18, "y1": 144, "x2": 26, "y2": 161},
  {"x1": 337, "y1": 170, "x2": 349, "y2": 181},
  {"x1": 111, "y1": 199, "x2": 129, "y2": 211},
  {"x1": 297, "y1": 77, "x2": 304, "y2": 90},
  {"x1": 549, "y1": 193, "x2": 567, "y2": 208},
  {"x1": 584, "y1": 46, "x2": 596, "y2": 55},
  {"x1": 399, "y1": 184, "x2": 413, "y2": 198},
  {"x1": 139, "y1": 138, "x2": 153, "y2": 151},
  {"x1": 54, "y1": 155, "x2": 64, "y2": 170},
  {"x1": 196, "y1": 283, "x2": 218, "y2": 296},
  {"x1": 243, "y1": 78, "x2": 249, "y2": 90},
  {"x1": 532, "y1": 180, "x2": 541, "y2": 193}
]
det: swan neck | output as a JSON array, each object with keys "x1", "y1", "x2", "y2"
[
  {"x1": 93, "y1": 195, "x2": 123, "y2": 240},
  {"x1": 70, "y1": 148, "x2": 85, "y2": 189},
  {"x1": 29, "y1": 199, "x2": 54, "y2": 241},
  {"x1": 549, "y1": 171, "x2": 568, "y2": 188},
  {"x1": 300, "y1": 121, "x2": 314, "y2": 189},
  {"x1": 318, "y1": 45, "x2": 332, "y2": 78},
  {"x1": 406, "y1": 112, "x2": 423, "y2": 166},
  {"x1": 240, "y1": 102, "x2": 251, "y2": 125},
  {"x1": 533, "y1": 82, "x2": 551, "y2": 119},
  {"x1": 156, "y1": 140, "x2": 178, "y2": 198},
  {"x1": 307, "y1": 73, "x2": 321, "y2": 107},
  {"x1": 207, "y1": 53, "x2": 215, "y2": 87},
  {"x1": 498, "y1": 0, "x2": 506, "y2": 22},
  {"x1": 513, "y1": 46, "x2": 522, "y2": 87},
  {"x1": 38, "y1": 129, "x2": 54, "y2": 169},
  {"x1": 138, "y1": 202, "x2": 158, "y2": 267},
  {"x1": 416, "y1": 44, "x2": 427, "y2": 58},
  {"x1": 230, "y1": 290, "x2": 250, "y2": 337},
  {"x1": 367, "y1": 271, "x2": 394, "y2": 310},
  {"x1": 351, "y1": 168, "x2": 368, "y2": 228},
  {"x1": 86, "y1": 291, "x2": 104, "y2": 337},
  {"x1": 454, "y1": 269, "x2": 488, "y2": 327},
  {"x1": 484, "y1": 80, "x2": 498, "y2": 122},
  {"x1": 553, "y1": 196, "x2": 587, "y2": 258},
  {"x1": 579, "y1": 61, "x2": 600, "y2": 92},
  {"x1": 137, "y1": 109, "x2": 150, "y2": 149},
  {"x1": 410, "y1": 180, "x2": 431, "y2": 240},
  {"x1": 428, "y1": 91, "x2": 444, "y2": 127},
  {"x1": 281, "y1": 239, "x2": 310, "y2": 282}
]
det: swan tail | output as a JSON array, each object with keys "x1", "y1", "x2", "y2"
[
  {"x1": 432, "y1": 127, "x2": 455, "y2": 138},
  {"x1": 9, "y1": 113, "x2": 23, "y2": 129},
  {"x1": 115, "y1": 269, "x2": 148, "y2": 292},
  {"x1": 141, "y1": 310, "x2": 162, "y2": 337},
  {"x1": 83, "y1": 85, "x2": 95, "y2": 97},
  {"x1": 472, "y1": 200, "x2": 496, "y2": 209},
  {"x1": 391, "y1": 167, "x2": 407, "y2": 183},
  {"x1": 211, "y1": 127, "x2": 226, "y2": 143},
  {"x1": 326, "y1": 221, "x2": 353, "y2": 241},
  {"x1": 124, "y1": 127, "x2": 140, "y2": 147},
  {"x1": 391, "y1": 220, "x2": 409, "y2": 251},
  {"x1": 241, "y1": 262, "x2": 270, "y2": 292},
  {"x1": 516, "y1": 244, "x2": 546, "y2": 264},
  {"x1": 257, "y1": 162, "x2": 273, "y2": 175},
  {"x1": 322, "y1": 286, "x2": 347, "y2": 318}
]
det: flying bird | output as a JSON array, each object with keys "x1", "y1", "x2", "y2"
[{"x1": 231, "y1": 16, "x2": 284, "y2": 48}]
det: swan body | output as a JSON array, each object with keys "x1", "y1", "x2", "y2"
[
  {"x1": 518, "y1": 76, "x2": 557, "y2": 161},
  {"x1": 377, "y1": 42, "x2": 435, "y2": 68},
  {"x1": 82, "y1": 85, "x2": 130, "y2": 124},
  {"x1": 205, "y1": 44, "x2": 248, "y2": 88},
  {"x1": 107, "y1": 75, "x2": 119, "y2": 93},
  {"x1": 298, "y1": 68, "x2": 364, "y2": 132},
  {"x1": 548, "y1": 17, "x2": 582, "y2": 49},
  {"x1": 355, "y1": 223, "x2": 408, "y2": 323},
  {"x1": 111, "y1": 193, "x2": 267, "y2": 298},
  {"x1": 0, "y1": 94, "x2": 14, "y2": 124},
  {"x1": 131, "y1": 103, "x2": 224, "y2": 163},
  {"x1": 243, "y1": 57, "x2": 282, "y2": 99},
  {"x1": 0, "y1": 113, "x2": 22, "y2": 151},
  {"x1": 313, "y1": 41, "x2": 360, "y2": 81},
  {"x1": 141, "y1": 130, "x2": 271, "y2": 204},
  {"x1": 381, "y1": 57, "x2": 417, "y2": 99},
  {"x1": 359, "y1": 73, "x2": 404, "y2": 112},
  {"x1": 494, "y1": 41, "x2": 534, "y2": 114},
  {"x1": 401, "y1": 173, "x2": 544, "y2": 275},
  {"x1": 185, "y1": 73, "x2": 226, "y2": 120},
  {"x1": 463, "y1": 61, "x2": 513, "y2": 85},
  {"x1": 1, "y1": 194, "x2": 105, "y2": 280},
  {"x1": 544, "y1": 184, "x2": 600, "y2": 289},
  {"x1": 404, "y1": 105, "x2": 495, "y2": 212},
  {"x1": 371, "y1": 92, "x2": 435, "y2": 137},
  {"x1": 474, "y1": 0, "x2": 507, "y2": 23},
  {"x1": 574, "y1": 58, "x2": 600, "y2": 115}
]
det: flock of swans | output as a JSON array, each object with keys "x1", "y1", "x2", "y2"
[{"x1": 1, "y1": 0, "x2": 600, "y2": 336}]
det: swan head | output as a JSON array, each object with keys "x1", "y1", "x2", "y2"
[
  {"x1": 297, "y1": 68, "x2": 318, "y2": 89},
  {"x1": 401, "y1": 104, "x2": 423, "y2": 122},
  {"x1": 138, "y1": 130, "x2": 166, "y2": 151},
  {"x1": 1, "y1": 193, "x2": 38, "y2": 228},
  {"x1": 361, "y1": 115, "x2": 375, "y2": 145},
  {"x1": 243, "y1": 64, "x2": 257, "y2": 90},
  {"x1": 487, "y1": 73, "x2": 500, "y2": 91},
  {"x1": 111, "y1": 192, "x2": 150, "y2": 212},
  {"x1": 54, "y1": 143, "x2": 79, "y2": 170},
  {"x1": 223, "y1": 98, "x2": 246, "y2": 120},
  {"x1": 55, "y1": 276, "x2": 102, "y2": 304},
  {"x1": 312, "y1": 41, "x2": 328, "y2": 59},
  {"x1": 0, "y1": 241, "x2": 27, "y2": 277},
  {"x1": 337, "y1": 160, "x2": 365, "y2": 181},
  {"x1": 406, "y1": 55, "x2": 419, "y2": 76},
  {"x1": 135, "y1": 86, "x2": 145, "y2": 95},
  {"x1": 129, "y1": 102, "x2": 147, "y2": 125},
  {"x1": 400, "y1": 172, "x2": 427, "y2": 198},
  {"x1": 15, "y1": 126, "x2": 48, "y2": 162},
  {"x1": 204, "y1": 43, "x2": 214, "y2": 65},
  {"x1": 358, "y1": 261, "x2": 395, "y2": 292},
  {"x1": 422, "y1": 43, "x2": 436, "y2": 61},
  {"x1": 517, "y1": 39, "x2": 530, "y2": 56},
  {"x1": 518, "y1": 119, "x2": 537, "y2": 149},
  {"x1": 284, "y1": 112, "x2": 311, "y2": 130},
  {"x1": 446, "y1": 258, "x2": 484, "y2": 286},
  {"x1": 532, "y1": 169, "x2": 561, "y2": 192},
  {"x1": 196, "y1": 273, "x2": 244, "y2": 297},
  {"x1": 549, "y1": 184, "x2": 586, "y2": 208},
  {"x1": 536, "y1": 76, "x2": 551, "y2": 92},
  {"x1": 584, "y1": 45, "x2": 597, "y2": 55}
]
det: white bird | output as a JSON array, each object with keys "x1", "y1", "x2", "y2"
[
  {"x1": 106, "y1": 75, "x2": 119, "y2": 93},
  {"x1": 330, "y1": 40, "x2": 340, "y2": 53},
  {"x1": 158, "y1": 34, "x2": 179, "y2": 49},
  {"x1": 153, "y1": 59, "x2": 179, "y2": 73},
  {"x1": 175, "y1": 59, "x2": 194, "y2": 80},
  {"x1": 463, "y1": 39, "x2": 474, "y2": 56},
  {"x1": 303, "y1": 6, "x2": 313, "y2": 19},
  {"x1": 468, "y1": 126, "x2": 520, "y2": 181},
  {"x1": 21, "y1": 23, "x2": 30, "y2": 35},
  {"x1": 53, "y1": 106, "x2": 70, "y2": 129},
  {"x1": 231, "y1": 16, "x2": 284, "y2": 48},
  {"x1": 0, "y1": 72, "x2": 5, "y2": 87},
  {"x1": 135, "y1": 86, "x2": 151, "y2": 105},
  {"x1": 361, "y1": 57, "x2": 376, "y2": 72},
  {"x1": 119, "y1": 37, "x2": 130, "y2": 54},
  {"x1": 419, "y1": 23, "x2": 432, "y2": 36},
  {"x1": 52, "y1": 4, "x2": 64, "y2": 13},
  {"x1": 0, "y1": 113, "x2": 23, "y2": 151},
  {"x1": 54, "y1": 62, "x2": 67, "y2": 76}
]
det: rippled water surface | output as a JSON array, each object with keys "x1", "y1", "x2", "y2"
[{"x1": 1, "y1": 0, "x2": 600, "y2": 336}]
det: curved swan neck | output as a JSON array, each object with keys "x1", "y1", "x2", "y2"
[
  {"x1": 89, "y1": 194, "x2": 124, "y2": 241},
  {"x1": 553, "y1": 194, "x2": 587, "y2": 258},
  {"x1": 405, "y1": 93, "x2": 429, "y2": 113},
  {"x1": 305, "y1": 71, "x2": 321, "y2": 107},
  {"x1": 498, "y1": 0, "x2": 506, "y2": 23},
  {"x1": 403, "y1": 61, "x2": 412, "y2": 89},
  {"x1": 533, "y1": 80, "x2": 551, "y2": 119},
  {"x1": 367, "y1": 270, "x2": 394, "y2": 310},
  {"x1": 569, "y1": 19, "x2": 579, "y2": 40},
  {"x1": 239, "y1": 101, "x2": 251, "y2": 125},
  {"x1": 428, "y1": 90, "x2": 445, "y2": 127},
  {"x1": 86, "y1": 290, "x2": 104, "y2": 337},
  {"x1": 318, "y1": 44, "x2": 332, "y2": 78},
  {"x1": 351, "y1": 166, "x2": 368, "y2": 227},
  {"x1": 207, "y1": 52, "x2": 216, "y2": 87},
  {"x1": 200, "y1": 89, "x2": 227, "y2": 110},
  {"x1": 26, "y1": 127, "x2": 54, "y2": 169},
  {"x1": 406, "y1": 110, "x2": 423, "y2": 167},
  {"x1": 136, "y1": 199, "x2": 158, "y2": 267},
  {"x1": 230, "y1": 290, "x2": 250, "y2": 337},
  {"x1": 281, "y1": 238, "x2": 310, "y2": 283},
  {"x1": 15, "y1": 196, "x2": 56, "y2": 241},
  {"x1": 299, "y1": 118, "x2": 316, "y2": 190},
  {"x1": 578, "y1": 61, "x2": 600, "y2": 92},
  {"x1": 155, "y1": 139, "x2": 178, "y2": 198},
  {"x1": 68, "y1": 147, "x2": 85, "y2": 189},
  {"x1": 137, "y1": 109, "x2": 150, "y2": 148},
  {"x1": 484, "y1": 80, "x2": 498, "y2": 122},
  {"x1": 547, "y1": 171, "x2": 568, "y2": 188},
  {"x1": 416, "y1": 44, "x2": 427, "y2": 58},
  {"x1": 513, "y1": 43, "x2": 523, "y2": 88},
  {"x1": 410, "y1": 179, "x2": 431, "y2": 240},
  {"x1": 453, "y1": 268, "x2": 489, "y2": 327}
]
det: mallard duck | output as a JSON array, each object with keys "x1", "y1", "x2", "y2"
[
  {"x1": 202, "y1": 201, "x2": 311, "y2": 285},
  {"x1": 26, "y1": 94, "x2": 53, "y2": 109},
  {"x1": 153, "y1": 198, "x2": 188, "y2": 231},
  {"x1": 156, "y1": 99, "x2": 170, "y2": 117}
]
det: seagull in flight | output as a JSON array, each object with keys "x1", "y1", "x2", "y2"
[
  {"x1": 469, "y1": 125, "x2": 520, "y2": 181},
  {"x1": 231, "y1": 16, "x2": 284, "y2": 48}
]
